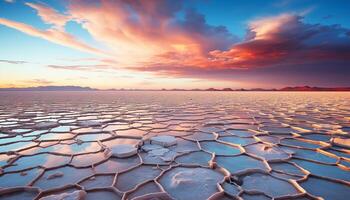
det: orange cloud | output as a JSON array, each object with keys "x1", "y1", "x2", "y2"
[{"x1": 68, "y1": 0, "x2": 236, "y2": 66}]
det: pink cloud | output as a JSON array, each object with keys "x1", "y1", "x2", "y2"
[
  {"x1": 25, "y1": 2, "x2": 70, "y2": 29},
  {"x1": 68, "y1": 0, "x2": 236, "y2": 65}
]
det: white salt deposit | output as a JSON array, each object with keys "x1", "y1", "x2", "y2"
[
  {"x1": 110, "y1": 144, "x2": 138, "y2": 158},
  {"x1": 151, "y1": 135, "x2": 177, "y2": 147},
  {"x1": 39, "y1": 190, "x2": 86, "y2": 200}
]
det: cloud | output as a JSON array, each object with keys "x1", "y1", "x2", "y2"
[
  {"x1": 206, "y1": 14, "x2": 350, "y2": 69},
  {"x1": 0, "y1": 59, "x2": 28, "y2": 64},
  {"x1": 4, "y1": 0, "x2": 14, "y2": 3},
  {"x1": 25, "y1": 2, "x2": 70, "y2": 29},
  {"x1": 47, "y1": 64, "x2": 111, "y2": 71},
  {"x1": 0, "y1": 18, "x2": 104, "y2": 56},
  {"x1": 122, "y1": 13, "x2": 350, "y2": 86},
  {"x1": 68, "y1": 0, "x2": 237, "y2": 65}
]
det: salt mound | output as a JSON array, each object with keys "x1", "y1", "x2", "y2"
[
  {"x1": 151, "y1": 135, "x2": 177, "y2": 147},
  {"x1": 110, "y1": 144, "x2": 138, "y2": 158},
  {"x1": 47, "y1": 171, "x2": 64, "y2": 180},
  {"x1": 159, "y1": 167, "x2": 224, "y2": 200},
  {"x1": 39, "y1": 190, "x2": 86, "y2": 200}
]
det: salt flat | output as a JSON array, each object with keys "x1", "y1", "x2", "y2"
[{"x1": 0, "y1": 91, "x2": 349, "y2": 200}]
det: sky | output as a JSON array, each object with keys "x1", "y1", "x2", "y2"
[{"x1": 0, "y1": 0, "x2": 349, "y2": 89}]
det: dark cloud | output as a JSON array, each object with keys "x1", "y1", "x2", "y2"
[{"x1": 131, "y1": 14, "x2": 350, "y2": 86}]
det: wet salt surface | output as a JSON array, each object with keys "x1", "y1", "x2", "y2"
[{"x1": 0, "y1": 91, "x2": 349, "y2": 200}]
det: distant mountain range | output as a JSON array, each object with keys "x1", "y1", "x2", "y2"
[
  {"x1": 279, "y1": 86, "x2": 350, "y2": 91},
  {"x1": 0, "y1": 85, "x2": 349, "y2": 91}
]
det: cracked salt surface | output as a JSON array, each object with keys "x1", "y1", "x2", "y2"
[{"x1": 0, "y1": 91, "x2": 349, "y2": 200}]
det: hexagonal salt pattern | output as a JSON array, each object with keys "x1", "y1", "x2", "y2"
[{"x1": 0, "y1": 91, "x2": 349, "y2": 200}]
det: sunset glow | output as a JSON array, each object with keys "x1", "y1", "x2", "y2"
[{"x1": 1, "y1": 0, "x2": 349, "y2": 89}]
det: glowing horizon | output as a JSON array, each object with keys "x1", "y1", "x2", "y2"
[{"x1": 1, "y1": 0, "x2": 350, "y2": 89}]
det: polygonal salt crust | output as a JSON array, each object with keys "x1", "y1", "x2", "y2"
[
  {"x1": 0, "y1": 141, "x2": 37, "y2": 153},
  {"x1": 245, "y1": 143, "x2": 290, "y2": 161},
  {"x1": 50, "y1": 126, "x2": 72, "y2": 133},
  {"x1": 240, "y1": 172, "x2": 301, "y2": 198},
  {"x1": 72, "y1": 127, "x2": 104, "y2": 134},
  {"x1": 0, "y1": 167, "x2": 43, "y2": 188},
  {"x1": 4, "y1": 153, "x2": 70, "y2": 172},
  {"x1": 79, "y1": 174, "x2": 115, "y2": 190},
  {"x1": 171, "y1": 138, "x2": 200, "y2": 153},
  {"x1": 0, "y1": 187, "x2": 40, "y2": 200},
  {"x1": 299, "y1": 176, "x2": 350, "y2": 200},
  {"x1": 175, "y1": 151, "x2": 212, "y2": 166},
  {"x1": 39, "y1": 190, "x2": 87, "y2": 200},
  {"x1": 0, "y1": 92, "x2": 350, "y2": 200},
  {"x1": 269, "y1": 162, "x2": 306, "y2": 176},
  {"x1": 216, "y1": 155, "x2": 269, "y2": 175},
  {"x1": 35, "y1": 121, "x2": 59, "y2": 130},
  {"x1": 240, "y1": 192, "x2": 272, "y2": 200},
  {"x1": 71, "y1": 152, "x2": 107, "y2": 167},
  {"x1": 125, "y1": 180, "x2": 162, "y2": 200},
  {"x1": 150, "y1": 135, "x2": 177, "y2": 147},
  {"x1": 37, "y1": 132, "x2": 75, "y2": 141},
  {"x1": 331, "y1": 137, "x2": 350, "y2": 149},
  {"x1": 86, "y1": 190, "x2": 122, "y2": 200},
  {"x1": 33, "y1": 166, "x2": 94, "y2": 190},
  {"x1": 281, "y1": 138, "x2": 324, "y2": 149},
  {"x1": 94, "y1": 156, "x2": 141, "y2": 173},
  {"x1": 221, "y1": 181, "x2": 241, "y2": 197},
  {"x1": 158, "y1": 167, "x2": 224, "y2": 200},
  {"x1": 141, "y1": 144, "x2": 163, "y2": 152},
  {"x1": 200, "y1": 141, "x2": 241, "y2": 156},
  {"x1": 75, "y1": 133, "x2": 112, "y2": 142},
  {"x1": 25, "y1": 142, "x2": 102, "y2": 155},
  {"x1": 218, "y1": 135, "x2": 257, "y2": 146},
  {"x1": 183, "y1": 131, "x2": 216, "y2": 141},
  {"x1": 226, "y1": 129, "x2": 257, "y2": 137},
  {"x1": 78, "y1": 120, "x2": 102, "y2": 127},
  {"x1": 271, "y1": 171, "x2": 304, "y2": 181},
  {"x1": 115, "y1": 165, "x2": 162, "y2": 192},
  {"x1": 282, "y1": 146, "x2": 338, "y2": 164},
  {"x1": 109, "y1": 144, "x2": 138, "y2": 158},
  {"x1": 102, "y1": 138, "x2": 141, "y2": 149},
  {"x1": 292, "y1": 159, "x2": 350, "y2": 182},
  {"x1": 139, "y1": 150, "x2": 177, "y2": 165}
]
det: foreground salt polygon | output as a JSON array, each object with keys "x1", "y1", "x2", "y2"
[{"x1": 0, "y1": 91, "x2": 349, "y2": 200}]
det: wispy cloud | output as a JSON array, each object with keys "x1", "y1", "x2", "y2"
[
  {"x1": 0, "y1": 18, "x2": 104, "y2": 56},
  {"x1": 0, "y1": 59, "x2": 28, "y2": 64},
  {"x1": 25, "y1": 2, "x2": 70, "y2": 30},
  {"x1": 23, "y1": 79, "x2": 53, "y2": 85},
  {"x1": 47, "y1": 64, "x2": 112, "y2": 72},
  {"x1": 4, "y1": 0, "x2": 15, "y2": 3}
]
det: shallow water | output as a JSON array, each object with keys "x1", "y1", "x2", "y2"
[{"x1": 0, "y1": 91, "x2": 349, "y2": 200}]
